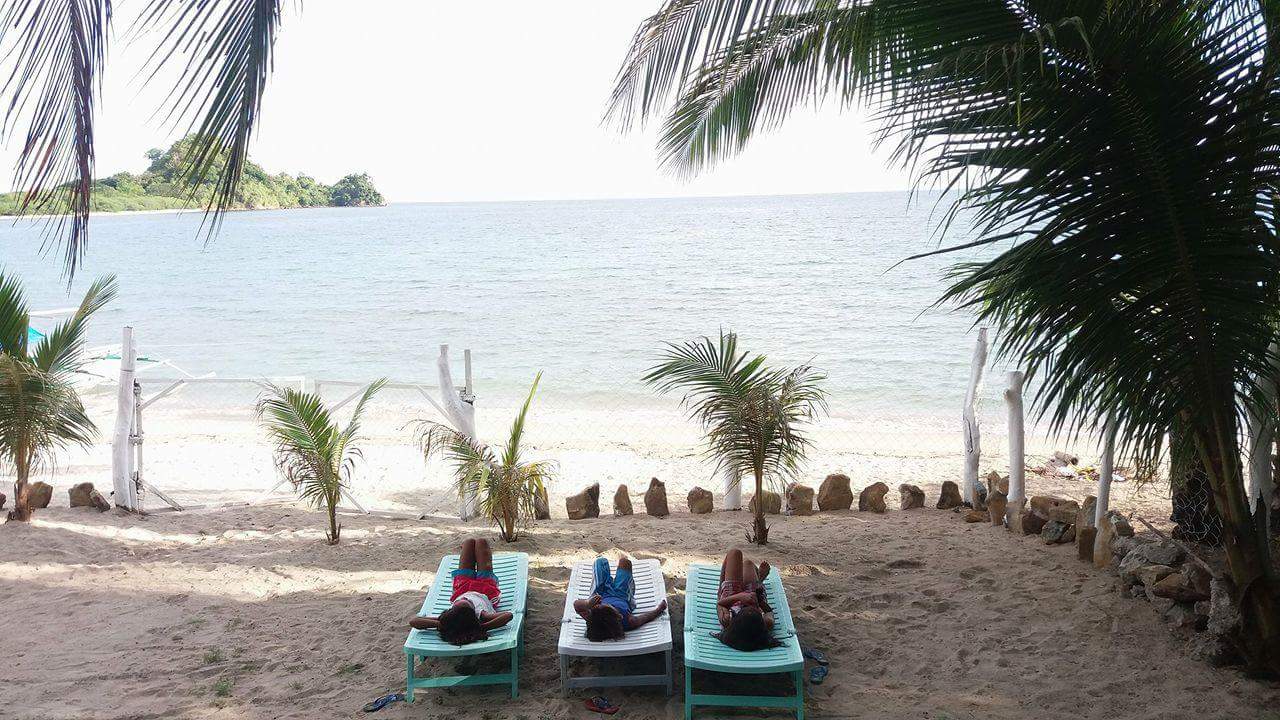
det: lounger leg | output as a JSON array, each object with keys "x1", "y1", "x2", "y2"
[
  {"x1": 559, "y1": 654, "x2": 569, "y2": 694},
  {"x1": 405, "y1": 653, "x2": 415, "y2": 704},
  {"x1": 510, "y1": 647, "x2": 519, "y2": 699},
  {"x1": 664, "y1": 649, "x2": 674, "y2": 696},
  {"x1": 794, "y1": 669, "x2": 804, "y2": 720},
  {"x1": 684, "y1": 665, "x2": 693, "y2": 720}
]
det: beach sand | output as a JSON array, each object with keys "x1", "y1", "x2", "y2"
[{"x1": 3, "y1": 487, "x2": 1275, "y2": 720}]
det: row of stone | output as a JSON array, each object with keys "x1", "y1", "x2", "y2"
[{"x1": 0, "y1": 481, "x2": 111, "y2": 512}]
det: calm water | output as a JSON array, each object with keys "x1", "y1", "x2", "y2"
[{"x1": 0, "y1": 192, "x2": 998, "y2": 415}]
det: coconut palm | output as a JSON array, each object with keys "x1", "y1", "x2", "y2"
[
  {"x1": 416, "y1": 372, "x2": 552, "y2": 543},
  {"x1": 644, "y1": 332, "x2": 826, "y2": 544},
  {"x1": 0, "y1": 273, "x2": 117, "y2": 521},
  {"x1": 256, "y1": 379, "x2": 385, "y2": 544},
  {"x1": 611, "y1": 0, "x2": 1280, "y2": 673}
]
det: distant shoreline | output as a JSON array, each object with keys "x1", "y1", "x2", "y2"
[{"x1": 1, "y1": 204, "x2": 385, "y2": 221}]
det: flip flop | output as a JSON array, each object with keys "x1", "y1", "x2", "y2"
[
  {"x1": 362, "y1": 692, "x2": 405, "y2": 713},
  {"x1": 585, "y1": 695, "x2": 620, "y2": 714},
  {"x1": 809, "y1": 665, "x2": 829, "y2": 685},
  {"x1": 802, "y1": 646, "x2": 829, "y2": 665}
]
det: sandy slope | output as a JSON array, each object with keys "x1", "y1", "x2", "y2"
[{"x1": 1, "y1": 499, "x2": 1275, "y2": 720}]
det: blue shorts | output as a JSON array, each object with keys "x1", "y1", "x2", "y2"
[
  {"x1": 592, "y1": 557, "x2": 635, "y2": 618},
  {"x1": 451, "y1": 568, "x2": 497, "y2": 581}
]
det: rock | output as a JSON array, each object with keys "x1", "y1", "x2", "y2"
[
  {"x1": 963, "y1": 509, "x2": 987, "y2": 523},
  {"x1": 858, "y1": 482, "x2": 889, "y2": 513},
  {"x1": 1133, "y1": 564, "x2": 1177, "y2": 588},
  {"x1": 972, "y1": 477, "x2": 988, "y2": 511},
  {"x1": 817, "y1": 473, "x2": 854, "y2": 511},
  {"x1": 613, "y1": 485, "x2": 633, "y2": 516},
  {"x1": 68, "y1": 482, "x2": 97, "y2": 508},
  {"x1": 1076, "y1": 495, "x2": 1097, "y2": 530},
  {"x1": 1164, "y1": 602, "x2": 1200, "y2": 629},
  {"x1": 644, "y1": 478, "x2": 669, "y2": 517},
  {"x1": 565, "y1": 483, "x2": 600, "y2": 520},
  {"x1": 1207, "y1": 578, "x2": 1241, "y2": 639},
  {"x1": 748, "y1": 490, "x2": 781, "y2": 515},
  {"x1": 1017, "y1": 509, "x2": 1047, "y2": 536},
  {"x1": 29, "y1": 481, "x2": 52, "y2": 509},
  {"x1": 984, "y1": 470, "x2": 1009, "y2": 495},
  {"x1": 533, "y1": 486, "x2": 551, "y2": 520},
  {"x1": 787, "y1": 484, "x2": 814, "y2": 516},
  {"x1": 1188, "y1": 634, "x2": 1240, "y2": 667},
  {"x1": 1152, "y1": 566, "x2": 1211, "y2": 603},
  {"x1": 1029, "y1": 495, "x2": 1080, "y2": 524},
  {"x1": 1125, "y1": 540, "x2": 1184, "y2": 568},
  {"x1": 898, "y1": 484, "x2": 925, "y2": 510},
  {"x1": 936, "y1": 480, "x2": 964, "y2": 510},
  {"x1": 1040, "y1": 520, "x2": 1075, "y2": 544},
  {"x1": 88, "y1": 489, "x2": 111, "y2": 512},
  {"x1": 1106, "y1": 510, "x2": 1134, "y2": 536},
  {"x1": 687, "y1": 486, "x2": 714, "y2": 514},
  {"x1": 1094, "y1": 511, "x2": 1135, "y2": 569},
  {"x1": 1147, "y1": 594, "x2": 1176, "y2": 614},
  {"x1": 1076, "y1": 526, "x2": 1097, "y2": 562},
  {"x1": 987, "y1": 490, "x2": 1008, "y2": 526}
]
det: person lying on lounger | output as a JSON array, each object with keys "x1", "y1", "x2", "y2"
[
  {"x1": 575, "y1": 555, "x2": 668, "y2": 641},
  {"x1": 715, "y1": 548, "x2": 781, "y2": 651},
  {"x1": 409, "y1": 538, "x2": 513, "y2": 645}
]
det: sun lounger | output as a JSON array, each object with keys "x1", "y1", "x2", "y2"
[
  {"x1": 557, "y1": 558, "x2": 673, "y2": 694},
  {"x1": 682, "y1": 562, "x2": 805, "y2": 719},
  {"x1": 403, "y1": 552, "x2": 529, "y2": 700}
]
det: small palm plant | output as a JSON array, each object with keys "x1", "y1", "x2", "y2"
[
  {"x1": 645, "y1": 332, "x2": 826, "y2": 544},
  {"x1": 416, "y1": 372, "x2": 553, "y2": 542},
  {"x1": 256, "y1": 379, "x2": 386, "y2": 545},
  {"x1": 0, "y1": 273, "x2": 117, "y2": 521}
]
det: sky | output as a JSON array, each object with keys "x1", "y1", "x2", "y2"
[{"x1": 4, "y1": 1, "x2": 911, "y2": 204}]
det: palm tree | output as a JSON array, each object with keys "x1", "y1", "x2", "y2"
[
  {"x1": 610, "y1": 0, "x2": 1280, "y2": 674},
  {"x1": 644, "y1": 332, "x2": 826, "y2": 544},
  {"x1": 0, "y1": 0, "x2": 283, "y2": 277},
  {"x1": 256, "y1": 379, "x2": 385, "y2": 544},
  {"x1": 416, "y1": 372, "x2": 553, "y2": 543},
  {"x1": 0, "y1": 273, "x2": 117, "y2": 521}
]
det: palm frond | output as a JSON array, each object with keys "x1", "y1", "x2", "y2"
[
  {"x1": 135, "y1": 0, "x2": 283, "y2": 240},
  {"x1": 0, "y1": 273, "x2": 31, "y2": 358},
  {"x1": 32, "y1": 274, "x2": 117, "y2": 375},
  {"x1": 0, "y1": 0, "x2": 111, "y2": 278},
  {"x1": 500, "y1": 371, "x2": 542, "y2": 469}
]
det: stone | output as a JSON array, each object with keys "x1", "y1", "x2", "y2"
[
  {"x1": 533, "y1": 486, "x2": 551, "y2": 520},
  {"x1": 936, "y1": 480, "x2": 963, "y2": 510},
  {"x1": 1076, "y1": 495, "x2": 1097, "y2": 530},
  {"x1": 1076, "y1": 526, "x2": 1097, "y2": 562},
  {"x1": 613, "y1": 485, "x2": 633, "y2": 516},
  {"x1": 787, "y1": 484, "x2": 814, "y2": 516},
  {"x1": 1152, "y1": 570, "x2": 1209, "y2": 603},
  {"x1": 1124, "y1": 540, "x2": 1184, "y2": 568},
  {"x1": 1147, "y1": 593, "x2": 1176, "y2": 614},
  {"x1": 565, "y1": 483, "x2": 600, "y2": 520},
  {"x1": 817, "y1": 473, "x2": 854, "y2": 511},
  {"x1": 687, "y1": 486, "x2": 714, "y2": 514},
  {"x1": 963, "y1": 509, "x2": 987, "y2": 523},
  {"x1": 987, "y1": 490, "x2": 1008, "y2": 526},
  {"x1": 1206, "y1": 578, "x2": 1241, "y2": 639},
  {"x1": 1164, "y1": 602, "x2": 1200, "y2": 629},
  {"x1": 88, "y1": 489, "x2": 111, "y2": 512},
  {"x1": 1106, "y1": 510, "x2": 1134, "y2": 536},
  {"x1": 1017, "y1": 509, "x2": 1047, "y2": 536},
  {"x1": 29, "y1": 481, "x2": 52, "y2": 509},
  {"x1": 972, "y1": 476, "x2": 988, "y2": 511},
  {"x1": 1029, "y1": 495, "x2": 1080, "y2": 524},
  {"x1": 1094, "y1": 511, "x2": 1135, "y2": 569},
  {"x1": 858, "y1": 482, "x2": 889, "y2": 513},
  {"x1": 984, "y1": 470, "x2": 1009, "y2": 495},
  {"x1": 1040, "y1": 520, "x2": 1075, "y2": 544},
  {"x1": 748, "y1": 490, "x2": 781, "y2": 515},
  {"x1": 1188, "y1": 634, "x2": 1240, "y2": 667},
  {"x1": 1132, "y1": 564, "x2": 1177, "y2": 588},
  {"x1": 644, "y1": 478, "x2": 669, "y2": 517},
  {"x1": 898, "y1": 484, "x2": 926, "y2": 510},
  {"x1": 68, "y1": 482, "x2": 96, "y2": 508}
]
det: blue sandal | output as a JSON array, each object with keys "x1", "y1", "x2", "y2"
[
  {"x1": 809, "y1": 665, "x2": 829, "y2": 685},
  {"x1": 362, "y1": 692, "x2": 405, "y2": 713},
  {"x1": 802, "y1": 646, "x2": 829, "y2": 665}
]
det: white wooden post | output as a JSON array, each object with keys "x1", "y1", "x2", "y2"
[
  {"x1": 1247, "y1": 344, "x2": 1278, "y2": 517},
  {"x1": 1094, "y1": 416, "x2": 1117, "y2": 526},
  {"x1": 1004, "y1": 370, "x2": 1025, "y2": 525},
  {"x1": 437, "y1": 345, "x2": 477, "y2": 520},
  {"x1": 962, "y1": 328, "x2": 989, "y2": 504},
  {"x1": 722, "y1": 467, "x2": 742, "y2": 510},
  {"x1": 111, "y1": 327, "x2": 139, "y2": 511}
]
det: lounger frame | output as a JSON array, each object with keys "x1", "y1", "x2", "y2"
[
  {"x1": 682, "y1": 562, "x2": 805, "y2": 719},
  {"x1": 403, "y1": 552, "x2": 529, "y2": 700},
  {"x1": 557, "y1": 558, "x2": 674, "y2": 695}
]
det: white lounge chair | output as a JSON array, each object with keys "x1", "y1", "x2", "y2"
[{"x1": 557, "y1": 558, "x2": 673, "y2": 694}]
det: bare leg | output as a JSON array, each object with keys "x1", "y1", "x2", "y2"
[
  {"x1": 720, "y1": 548, "x2": 744, "y2": 585},
  {"x1": 475, "y1": 538, "x2": 494, "y2": 574},
  {"x1": 742, "y1": 558, "x2": 760, "y2": 585},
  {"x1": 459, "y1": 538, "x2": 478, "y2": 572},
  {"x1": 758, "y1": 560, "x2": 771, "y2": 581}
]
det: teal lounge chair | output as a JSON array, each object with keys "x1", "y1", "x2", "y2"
[
  {"x1": 682, "y1": 562, "x2": 805, "y2": 720},
  {"x1": 403, "y1": 552, "x2": 529, "y2": 700}
]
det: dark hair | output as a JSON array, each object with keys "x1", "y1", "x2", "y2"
[
  {"x1": 585, "y1": 604, "x2": 626, "y2": 641},
  {"x1": 438, "y1": 605, "x2": 488, "y2": 646},
  {"x1": 716, "y1": 607, "x2": 780, "y2": 652}
]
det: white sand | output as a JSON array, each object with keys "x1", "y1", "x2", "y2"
[{"x1": 3, "y1": 484, "x2": 1276, "y2": 720}]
